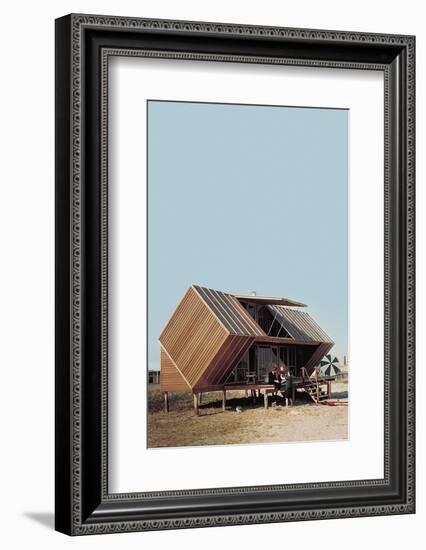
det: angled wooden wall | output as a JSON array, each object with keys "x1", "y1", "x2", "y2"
[
  {"x1": 159, "y1": 348, "x2": 191, "y2": 392},
  {"x1": 159, "y1": 287, "x2": 229, "y2": 390},
  {"x1": 193, "y1": 334, "x2": 255, "y2": 390},
  {"x1": 303, "y1": 342, "x2": 334, "y2": 375}
]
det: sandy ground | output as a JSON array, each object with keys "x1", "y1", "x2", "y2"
[{"x1": 147, "y1": 382, "x2": 348, "y2": 448}]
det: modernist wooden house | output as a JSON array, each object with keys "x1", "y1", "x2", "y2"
[{"x1": 159, "y1": 285, "x2": 334, "y2": 412}]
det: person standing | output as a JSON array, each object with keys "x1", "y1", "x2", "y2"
[{"x1": 284, "y1": 368, "x2": 294, "y2": 406}]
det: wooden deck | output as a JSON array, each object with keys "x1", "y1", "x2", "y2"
[{"x1": 163, "y1": 376, "x2": 336, "y2": 414}]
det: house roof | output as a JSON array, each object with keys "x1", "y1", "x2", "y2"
[
  {"x1": 193, "y1": 285, "x2": 265, "y2": 337},
  {"x1": 267, "y1": 305, "x2": 333, "y2": 344},
  {"x1": 235, "y1": 294, "x2": 307, "y2": 307}
]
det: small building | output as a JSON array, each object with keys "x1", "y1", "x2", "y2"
[
  {"x1": 159, "y1": 285, "x2": 334, "y2": 411},
  {"x1": 148, "y1": 370, "x2": 160, "y2": 385}
]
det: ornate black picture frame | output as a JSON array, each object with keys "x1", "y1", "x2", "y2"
[{"x1": 55, "y1": 13, "x2": 415, "y2": 535}]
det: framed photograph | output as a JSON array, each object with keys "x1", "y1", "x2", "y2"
[{"x1": 55, "y1": 14, "x2": 415, "y2": 535}]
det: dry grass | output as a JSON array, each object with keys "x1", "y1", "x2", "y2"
[{"x1": 147, "y1": 383, "x2": 348, "y2": 448}]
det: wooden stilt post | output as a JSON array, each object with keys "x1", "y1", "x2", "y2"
[
  {"x1": 316, "y1": 381, "x2": 320, "y2": 404},
  {"x1": 164, "y1": 391, "x2": 169, "y2": 413},
  {"x1": 222, "y1": 389, "x2": 226, "y2": 411},
  {"x1": 199, "y1": 392, "x2": 202, "y2": 405},
  {"x1": 193, "y1": 393, "x2": 199, "y2": 416},
  {"x1": 264, "y1": 391, "x2": 268, "y2": 409}
]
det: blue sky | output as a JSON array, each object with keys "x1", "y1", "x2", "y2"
[{"x1": 147, "y1": 101, "x2": 348, "y2": 369}]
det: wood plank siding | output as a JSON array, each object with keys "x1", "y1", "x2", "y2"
[
  {"x1": 159, "y1": 348, "x2": 190, "y2": 392},
  {"x1": 194, "y1": 334, "x2": 255, "y2": 390},
  {"x1": 159, "y1": 287, "x2": 230, "y2": 390}
]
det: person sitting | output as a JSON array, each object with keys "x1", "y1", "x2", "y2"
[
  {"x1": 268, "y1": 366, "x2": 280, "y2": 389},
  {"x1": 269, "y1": 366, "x2": 284, "y2": 403}
]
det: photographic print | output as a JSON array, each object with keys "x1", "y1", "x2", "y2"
[{"x1": 147, "y1": 100, "x2": 348, "y2": 449}]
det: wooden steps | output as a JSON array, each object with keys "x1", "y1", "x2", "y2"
[{"x1": 302, "y1": 380, "x2": 329, "y2": 404}]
